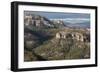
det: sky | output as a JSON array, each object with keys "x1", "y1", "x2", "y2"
[{"x1": 24, "y1": 11, "x2": 90, "y2": 19}]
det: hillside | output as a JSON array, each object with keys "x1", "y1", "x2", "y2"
[
  {"x1": 24, "y1": 14, "x2": 66, "y2": 29},
  {"x1": 24, "y1": 27, "x2": 90, "y2": 61}
]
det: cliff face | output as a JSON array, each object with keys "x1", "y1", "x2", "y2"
[
  {"x1": 24, "y1": 14, "x2": 66, "y2": 29},
  {"x1": 24, "y1": 14, "x2": 54, "y2": 28},
  {"x1": 56, "y1": 31, "x2": 90, "y2": 42}
]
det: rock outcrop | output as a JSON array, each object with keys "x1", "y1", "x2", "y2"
[
  {"x1": 24, "y1": 14, "x2": 54, "y2": 28},
  {"x1": 56, "y1": 31, "x2": 90, "y2": 42}
]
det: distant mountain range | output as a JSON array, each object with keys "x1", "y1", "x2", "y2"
[
  {"x1": 64, "y1": 22, "x2": 90, "y2": 28},
  {"x1": 50, "y1": 18, "x2": 90, "y2": 28}
]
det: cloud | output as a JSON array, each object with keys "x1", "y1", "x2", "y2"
[{"x1": 50, "y1": 18, "x2": 90, "y2": 24}]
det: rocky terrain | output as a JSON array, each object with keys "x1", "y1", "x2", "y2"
[{"x1": 24, "y1": 14, "x2": 90, "y2": 61}]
